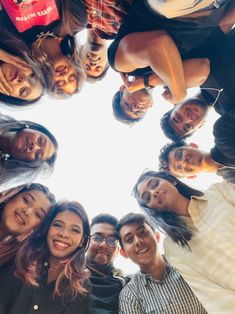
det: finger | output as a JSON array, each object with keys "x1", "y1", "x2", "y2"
[
  {"x1": 0, "y1": 70, "x2": 12, "y2": 95},
  {"x1": 8, "y1": 55, "x2": 32, "y2": 71}
]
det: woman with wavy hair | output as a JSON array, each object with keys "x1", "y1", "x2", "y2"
[
  {"x1": 133, "y1": 170, "x2": 235, "y2": 312},
  {"x1": 0, "y1": 201, "x2": 90, "y2": 313},
  {"x1": 0, "y1": 112, "x2": 58, "y2": 190},
  {"x1": 0, "y1": 183, "x2": 56, "y2": 266}
]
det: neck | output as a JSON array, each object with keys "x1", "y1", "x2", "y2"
[
  {"x1": 0, "y1": 132, "x2": 15, "y2": 155},
  {"x1": 203, "y1": 153, "x2": 222, "y2": 172},
  {"x1": 140, "y1": 254, "x2": 167, "y2": 280},
  {"x1": 171, "y1": 193, "x2": 190, "y2": 217}
]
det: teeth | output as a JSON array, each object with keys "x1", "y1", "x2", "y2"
[
  {"x1": 54, "y1": 241, "x2": 69, "y2": 249},
  {"x1": 138, "y1": 248, "x2": 148, "y2": 255},
  {"x1": 15, "y1": 213, "x2": 24, "y2": 225}
]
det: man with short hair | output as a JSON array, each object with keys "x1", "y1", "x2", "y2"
[
  {"x1": 116, "y1": 212, "x2": 206, "y2": 313},
  {"x1": 159, "y1": 111, "x2": 235, "y2": 182},
  {"x1": 86, "y1": 213, "x2": 125, "y2": 314}
]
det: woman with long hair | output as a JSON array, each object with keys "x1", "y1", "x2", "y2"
[
  {"x1": 0, "y1": 112, "x2": 58, "y2": 190},
  {"x1": 133, "y1": 170, "x2": 235, "y2": 312},
  {"x1": 0, "y1": 28, "x2": 44, "y2": 107},
  {"x1": 0, "y1": 183, "x2": 56, "y2": 266},
  {"x1": 1, "y1": 201, "x2": 90, "y2": 313}
]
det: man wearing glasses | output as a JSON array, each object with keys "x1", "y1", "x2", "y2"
[{"x1": 86, "y1": 214, "x2": 126, "y2": 314}]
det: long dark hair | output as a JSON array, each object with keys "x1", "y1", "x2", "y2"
[
  {"x1": 0, "y1": 112, "x2": 58, "y2": 188},
  {"x1": 133, "y1": 170, "x2": 203, "y2": 247},
  {"x1": 0, "y1": 183, "x2": 56, "y2": 266},
  {"x1": 0, "y1": 28, "x2": 45, "y2": 107},
  {"x1": 15, "y1": 201, "x2": 90, "y2": 302}
]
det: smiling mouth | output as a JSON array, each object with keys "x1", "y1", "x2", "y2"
[
  {"x1": 15, "y1": 212, "x2": 25, "y2": 225},
  {"x1": 137, "y1": 247, "x2": 149, "y2": 255},
  {"x1": 53, "y1": 240, "x2": 70, "y2": 250}
]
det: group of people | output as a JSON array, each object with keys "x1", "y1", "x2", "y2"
[{"x1": 0, "y1": 0, "x2": 235, "y2": 313}]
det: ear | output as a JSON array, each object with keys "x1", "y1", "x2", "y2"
[
  {"x1": 119, "y1": 248, "x2": 128, "y2": 259},
  {"x1": 120, "y1": 85, "x2": 126, "y2": 92},
  {"x1": 189, "y1": 142, "x2": 198, "y2": 149},
  {"x1": 156, "y1": 231, "x2": 161, "y2": 242}
]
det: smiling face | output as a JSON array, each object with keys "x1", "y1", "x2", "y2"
[
  {"x1": 169, "y1": 100, "x2": 208, "y2": 137},
  {"x1": 120, "y1": 222, "x2": 158, "y2": 267},
  {"x1": 1, "y1": 189, "x2": 52, "y2": 236},
  {"x1": 10, "y1": 128, "x2": 55, "y2": 162},
  {"x1": 137, "y1": 176, "x2": 179, "y2": 210},
  {"x1": 168, "y1": 146, "x2": 206, "y2": 176},
  {"x1": 83, "y1": 43, "x2": 108, "y2": 78},
  {"x1": 87, "y1": 222, "x2": 118, "y2": 265},
  {"x1": 121, "y1": 88, "x2": 153, "y2": 120},
  {"x1": 47, "y1": 210, "x2": 84, "y2": 260},
  {"x1": 0, "y1": 63, "x2": 42, "y2": 101}
]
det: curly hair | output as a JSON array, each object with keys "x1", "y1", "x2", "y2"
[{"x1": 158, "y1": 141, "x2": 186, "y2": 172}]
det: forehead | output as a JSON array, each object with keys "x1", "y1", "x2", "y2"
[
  {"x1": 91, "y1": 222, "x2": 115, "y2": 236},
  {"x1": 120, "y1": 222, "x2": 144, "y2": 236},
  {"x1": 20, "y1": 189, "x2": 51, "y2": 206},
  {"x1": 54, "y1": 210, "x2": 83, "y2": 225}
]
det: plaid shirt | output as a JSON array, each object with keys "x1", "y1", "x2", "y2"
[{"x1": 86, "y1": 0, "x2": 131, "y2": 39}]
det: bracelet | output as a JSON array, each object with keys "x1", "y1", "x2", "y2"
[{"x1": 143, "y1": 75, "x2": 151, "y2": 90}]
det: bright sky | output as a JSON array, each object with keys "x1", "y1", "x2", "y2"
[{"x1": 0, "y1": 31, "x2": 221, "y2": 273}]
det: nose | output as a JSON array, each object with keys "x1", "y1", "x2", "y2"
[
  {"x1": 134, "y1": 235, "x2": 144, "y2": 246},
  {"x1": 29, "y1": 139, "x2": 40, "y2": 152},
  {"x1": 98, "y1": 239, "x2": 108, "y2": 248},
  {"x1": 58, "y1": 67, "x2": 68, "y2": 77},
  {"x1": 22, "y1": 207, "x2": 34, "y2": 217},
  {"x1": 17, "y1": 73, "x2": 25, "y2": 83},
  {"x1": 59, "y1": 227, "x2": 69, "y2": 238}
]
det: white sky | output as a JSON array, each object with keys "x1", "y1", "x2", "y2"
[{"x1": 1, "y1": 30, "x2": 221, "y2": 273}]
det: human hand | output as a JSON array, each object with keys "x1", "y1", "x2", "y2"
[
  {"x1": 120, "y1": 73, "x2": 144, "y2": 93},
  {"x1": 0, "y1": 49, "x2": 32, "y2": 75},
  {"x1": 0, "y1": 67, "x2": 12, "y2": 95}
]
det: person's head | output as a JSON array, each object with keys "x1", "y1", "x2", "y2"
[
  {"x1": 116, "y1": 213, "x2": 161, "y2": 268},
  {"x1": 87, "y1": 214, "x2": 119, "y2": 265},
  {"x1": 133, "y1": 170, "x2": 203, "y2": 246},
  {"x1": 16, "y1": 201, "x2": 90, "y2": 299},
  {"x1": 161, "y1": 97, "x2": 210, "y2": 141},
  {"x1": 0, "y1": 183, "x2": 56, "y2": 237},
  {"x1": 81, "y1": 40, "x2": 109, "y2": 81},
  {"x1": 159, "y1": 142, "x2": 210, "y2": 177},
  {"x1": 32, "y1": 35, "x2": 85, "y2": 97},
  {"x1": 112, "y1": 86, "x2": 153, "y2": 124}
]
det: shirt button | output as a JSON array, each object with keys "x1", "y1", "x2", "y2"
[{"x1": 33, "y1": 305, "x2": 39, "y2": 310}]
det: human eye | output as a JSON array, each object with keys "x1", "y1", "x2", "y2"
[
  {"x1": 138, "y1": 228, "x2": 149, "y2": 238},
  {"x1": 184, "y1": 124, "x2": 192, "y2": 132},
  {"x1": 142, "y1": 191, "x2": 151, "y2": 204},
  {"x1": 23, "y1": 194, "x2": 32, "y2": 205},
  {"x1": 124, "y1": 235, "x2": 133, "y2": 244},
  {"x1": 72, "y1": 226, "x2": 81, "y2": 234},
  {"x1": 55, "y1": 80, "x2": 65, "y2": 88},
  {"x1": 35, "y1": 211, "x2": 43, "y2": 220},
  {"x1": 176, "y1": 163, "x2": 183, "y2": 171},
  {"x1": 69, "y1": 73, "x2": 78, "y2": 82},
  {"x1": 173, "y1": 113, "x2": 181, "y2": 123},
  {"x1": 92, "y1": 234, "x2": 102, "y2": 243},
  {"x1": 149, "y1": 179, "x2": 159, "y2": 189},
  {"x1": 107, "y1": 236, "x2": 117, "y2": 246},
  {"x1": 52, "y1": 221, "x2": 63, "y2": 228}
]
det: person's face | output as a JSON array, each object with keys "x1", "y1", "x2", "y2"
[
  {"x1": 121, "y1": 88, "x2": 153, "y2": 120},
  {"x1": 1, "y1": 189, "x2": 52, "y2": 235},
  {"x1": 137, "y1": 176, "x2": 179, "y2": 210},
  {"x1": 47, "y1": 211, "x2": 84, "y2": 260},
  {"x1": 169, "y1": 101, "x2": 208, "y2": 137},
  {"x1": 87, "y1": 223, "x2": 118, "y2": 265},
  {"x1": 83, "y1": 43, "x2": 108, "y2": 78},
  {"x1": 0, "y1": 63, "x2": 42, "y2": 101},
  {"x1": 11, "y1": 128, "x2": 56, "y2": 162},
  {"x1": 168, "y1": 146, "x2": 206, "y2": 176},
  {"x1": 120, "y1": 223, "x2": 158, "y2": 267},
  {"x1": 52, "y1": 59, "x2": 79, "y2": 95}
]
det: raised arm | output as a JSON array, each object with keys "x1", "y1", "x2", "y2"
[
  {"x1": 123, "y1": 58, "x2": 210, "y2": 93},
  {"x1": 115, "y1": 30, "x2": 186, "y2": 103}
]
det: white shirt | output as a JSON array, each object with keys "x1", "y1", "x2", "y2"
[{"x1": 164, "y1": 182, "x2": 235, "y2": 313}]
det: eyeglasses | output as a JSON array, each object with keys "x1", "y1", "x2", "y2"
[{"x1": 90, "y1": 234, "x2": 118, "y2": 248}]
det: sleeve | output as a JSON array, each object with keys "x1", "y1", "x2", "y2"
[
  {"x1": 211, "y1": 110, "x2": 235, "y2": 167},
  {"x1": 118, "y1": 286, "x2": 142, "y2": 314}
]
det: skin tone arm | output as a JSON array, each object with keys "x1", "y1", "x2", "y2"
[
  {"x1": 219, "y1": 1, "x2": 235, "y2": 34},
  {"x1": 115, "y1": 30, "x2": 186, "y2": 103},
  {"x1": 121, "y1": 58, "x2": 210, "y2": 93}
]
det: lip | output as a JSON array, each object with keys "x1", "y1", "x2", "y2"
[
  {"x1": 7, "y1": 69, "x2": 18, "y2": 82},
  {"x1": 55, "y1": 65, "x2": 67, "y2": 73},
  {"x1": 136, "y1": 246, "x2": 149, "y2": 255},
  {"x1": 15, "y1": 211, "x2": 25, "y2": 225},
  {"x1": 53, "y1": 240, "x2": 70, "y2": 250},
  {"x1": 186, "y1": 108, "x2": 198, "y2": 120}
]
